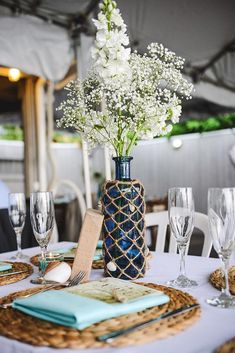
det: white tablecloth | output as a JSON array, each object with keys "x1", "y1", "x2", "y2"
[{"x1": 0, "y1": 242, "x2": 235, "y2": 353}]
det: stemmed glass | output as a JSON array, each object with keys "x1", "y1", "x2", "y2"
[
  {"x1": 167, "y1": 187, "x2": 198, "y2": 288},
  {"x1": 207, "y1": 188, "x2": 235, "y2": 308},
  {"x1": 8, "y1": 193, "x2": 29, "y2": 260},
  {"x1": 30, "y1": 192, "x2": 55, "y2": 284}
]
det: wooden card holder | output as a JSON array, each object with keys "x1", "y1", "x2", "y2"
[{"x1": 71, "y1": 209, "x2": 104, "y2": 282}]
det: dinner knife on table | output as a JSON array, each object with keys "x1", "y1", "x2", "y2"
[
  {"x1": 0, "y1": 270, "x2": 28, "y2": 278},
  {"x1": 97, "y1": 303, "x2": 200, "y2": 342}
]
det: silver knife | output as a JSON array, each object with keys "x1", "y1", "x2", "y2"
[
  {"x1": 0, "y1": 270, "x2": 28, "y2": 278},
  {"x1": 97, "y1": 303, "x2": 200, "y2": 342}
]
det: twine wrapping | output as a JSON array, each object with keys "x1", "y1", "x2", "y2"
[{"x1": 102, "y1": 179, "x2": 146, "y2": 280}]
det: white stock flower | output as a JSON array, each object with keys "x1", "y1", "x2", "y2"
[
  {"x1": 111, "y1": 11, "x2": 124, "y2": 27},
  {"x1": 92, "y1": 1, "x2": 131, "y2": 85},
  {"x1": 96, "y1": 30, "x2": 109, "y2": 48},
  {"x1": 92, "y1": 15, "x2": 107, "y2": 30}
]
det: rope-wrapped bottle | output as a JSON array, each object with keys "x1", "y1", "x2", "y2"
[{"x1": 102, "y1": 156, "x2": 146, "y2": 280}]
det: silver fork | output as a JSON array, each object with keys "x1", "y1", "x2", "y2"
[{"x1": 0, "y1": 271, "x2": 87, "y2": 309}]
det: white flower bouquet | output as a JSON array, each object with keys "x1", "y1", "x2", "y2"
[{"x1": 58, "y1": 0, "x2": 193, "y2": 157}]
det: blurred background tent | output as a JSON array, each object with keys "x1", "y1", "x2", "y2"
[
  {"x1": 0, "y1": 0, "x2": 235, "y2": 245},
  {"x1": 0, "y1": 0, "x2": 234, "y2": 101}
]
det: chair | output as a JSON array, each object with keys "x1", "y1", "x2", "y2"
[
  {"x1": 145, "y1": 211, "x2": 212, "y2": 257},
  {"x1": 0, "y1": 180, "x2": 10, "y2": 209},
  {"x1": 0, "y1": 208, "x2": 38, "y2": 253}
]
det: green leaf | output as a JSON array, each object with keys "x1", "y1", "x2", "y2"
[{"x1": 94, "y1": 124, "x2": 104, "y2": 130}]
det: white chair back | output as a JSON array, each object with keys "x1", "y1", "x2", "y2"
[{"x1": 145, "y1": 211, "x2": 212, "y2": 257}]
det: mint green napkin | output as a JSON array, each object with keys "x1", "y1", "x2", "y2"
[
  {"x1": 0, "y1": 262, "x2": 12, "y2": 272},
  {"x1": 96, "y1": 240, "x2": 103, "y2": 249},
  {"x1": 52, "y1": 240, "x2": 103, "y2": 261},
  {"x1": 13, "y1": 278, "x2": 169, "y2": 330}
]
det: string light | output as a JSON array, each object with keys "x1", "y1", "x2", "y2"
[
  {"x1": 8, "y1": 68, "x2": 21, "y2": 82},
  {"x1": 171, "y1": 138, "x2": 183, "y2": 149}
]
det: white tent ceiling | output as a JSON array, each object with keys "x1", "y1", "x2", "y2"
[
  {"x1": 117, "y1": 0, "x2": 235, "y2": 107},
  {"x1": 0, "y1": 15, "x2": 73, "y2": 81},
  {"x1": 118, "y1": 0, "x2": 235, "y2": 64},
  {"x1": 0, "y1": 0, "x2": 94, "y2": 81},
  {"x1": 0, "y1": 0, "x2": 234, "y2": 106}
]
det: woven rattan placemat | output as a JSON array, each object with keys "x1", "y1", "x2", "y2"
[
  {"x1": 209, "y1": 266, "x2": 235, "y2": 295},
  {"x1": 0, "y1": 282, "x2": 200, "y2": 348},
  {"x1": 215, "y1": 337, "x2": 235, "y2": 353},
  {"x1": 0, "y1": 262, "x2": 33, "y2": 286},
  {"x1": 30, "y1": 254, "x2": 104, "y2": 270}
]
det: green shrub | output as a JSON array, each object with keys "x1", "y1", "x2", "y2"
[
  {"x1": 0, "y1": 124, "x2": 24, "y2": 141},
  {"x1": 185, "y1": 120, "x2": 202, "y2": 132},
  {"x1": 53, "y1": 131, "x2": 81, "y2": 144},
  {"x1": 202, "y1": 117, "x2": 221, "y2": 131},
  {"x1": 166, "y1": 112, "x2": 235, "y2": 138}
]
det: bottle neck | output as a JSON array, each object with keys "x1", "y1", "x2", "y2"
[{"x1": 113, "y1": 156, "x2": 133, "y2": 181}]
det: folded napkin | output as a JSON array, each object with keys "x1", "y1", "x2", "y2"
[
  {"x1": 96, "y1": 240, "x2": 103, "y2": 249},
  {"x1": 0, "y1": 262, "x2": 12, "y2": 272},
  {"x1": 92, "y1": 248, "x2": 102, "y2": 261},
  {"x1": 13, "y1": 278, "x2": 169, "y2": 330},
  {"x1": 52, "y1": 241, "x2": 103, "y2": 261}
]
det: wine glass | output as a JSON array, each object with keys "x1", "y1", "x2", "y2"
[
  {"x1": 8, "y1": 193, "x2": 28, "y2": 260},
  {"x1": 167, "y1": 187, "x2": 198, "y2": 288},
  {"x1": 207, "y1": 188, "x2": 235, "y2": 308},
  {"x1": 30, "y1": 192, "x2": 55, "y2": 284}
]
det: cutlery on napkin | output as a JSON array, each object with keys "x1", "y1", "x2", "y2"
[
  {"x1": 0, "y1": 271, "x2": 86, "y2": 309},
  {"x1": 97, "y1": 303, "x2": 200, "y2": 342}
]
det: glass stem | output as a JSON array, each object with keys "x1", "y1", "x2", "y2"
[
  {"x1": 178, "y1": 244, "x2": 186, "y2": 277},
  {"x1": 40, "y1": 247, "x2": 47, "y2": 278},
  {"x1": 221, "y1": 256, "x2": 230, "y2": 297},
  {"x1": 15, "y1": 229, "x2": 22, "y2": 253}
]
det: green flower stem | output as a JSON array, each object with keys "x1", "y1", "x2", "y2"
[
  {"x1": 119, "y1": 141, "x2": 124, "y2": 156},
  {"x1": 116, "y1": 113, "x2": 125, "y2": 156},
  {"x1": 126, "y1": 131, "x2": 139, "y2": 156}
]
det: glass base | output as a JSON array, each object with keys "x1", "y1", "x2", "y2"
[
  {"x1": 10, "y1": 251, "x2": 29, "y2": 261},
  {"x1": 167, "y1": 275, "x2": 198, "y2": 288},
  {"x1": 30, "y1": 277, "x2": 53, "y2": 285},
  {"x1": 206, "y1": 293, "x2": 235, "y2": 308}
]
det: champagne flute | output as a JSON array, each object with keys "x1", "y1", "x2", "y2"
[
  {"x1": 8, "y1": 193, "x2": 28, "y2": 260},
  {"x1": 167, "y1": 187, "x2": 198, "y2": 288},
  {"x1": 30, "y1": 192, "x2": 55, "y2": 284},
  {"x1": 207, "y1": 188, "x2": 235, "y2": 308}
]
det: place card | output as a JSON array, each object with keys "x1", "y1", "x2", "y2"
[
  {"x1": 71, "y1": 209, "x2": 104, "y2": 282},
  {"x1": 66, "y1": 278, "x2": 163, "y2": 303}
]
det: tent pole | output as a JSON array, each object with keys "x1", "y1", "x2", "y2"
[
  {"x1": 47, "y1": 81, "x2": 87, "y2": 220},
  {"x1": 75, "y1": 37, "x2": 92, "y2": 209},
  {"x1": 22, "y1": 77, "x2": 38, "y2": 196},
  {"x1": 101, "y1": 99, "x2": 112, "y2": 181},
  {"x1": 44, "y1": 80, "x2": 59, "y2": 243},
  {"x1": 104, "y1": 146, "x2": 111, "y2": 180},
  {"x1": 82, "y1": 141, "x2": 92, "y2": 208},
  {"x1": 35, "y1": 78, "x2": 47, "y2": 191},
  {"x1": 46, "y1": 81, "x2": 58, "y2": 191}
]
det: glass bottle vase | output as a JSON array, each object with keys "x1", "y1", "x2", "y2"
[{"x1": 102, "y1": 156, "x2": 146, "y2": 280}]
